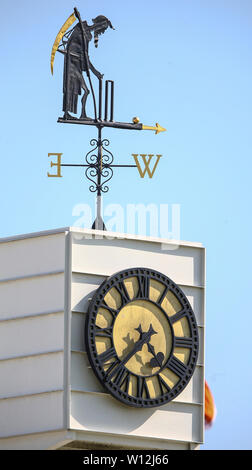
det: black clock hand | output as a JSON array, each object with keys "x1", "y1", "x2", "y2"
[
  {"x1": 122, "y1": 323, "x2": 157, "y2": 365},
  {"x1": 137, "y1": 325, "x2": 163, "y2": 367},
  {"x1": 147, "y1": 341, "x2": 164, "y2": 368},
  {"x1": 104, "y1": 324, "x2": 157, "y2": 382}
]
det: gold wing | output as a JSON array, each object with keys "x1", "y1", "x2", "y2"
[{"x1": 50, "y1": 12, "x2": 76, "y2": 75}]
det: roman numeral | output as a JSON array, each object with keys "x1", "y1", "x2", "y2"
[
  {"x1": 168, "y1": 356, "x2": 187, "y2": 378},
  {"x1": 115, "y1": 281, "x2": 130, "y2": 306},
  {"x1": 137, "y1": 275, "x2": 150, "y2": 299},
  {"x1": 113, "y1": 367, "x2": 129, "y2": 387},
  {"x1": 157, "y1": 374, "x2": 171, "y2": 394},
  {"x1": 105, "y1": 361, "x2": 130, "y2": 389},
  {"x1": 174, "y1": 336, "x2": 193, "y2": 348},
  {"x1": 94, "y1": 325, "x2": 113, "y2": 339},
  {"x1": 157, "y1": 285, "x2": 169, "y2": 305},
  {"x1": 169, "y1": 308, "x2": 188, "y2": 324},
  {"x1": 98, "y1": 346, "x2": 117, "y2": 365},
  {"x1": 137, "y1": 376, "x2": 150, "y2": 399},
  {"x1": 105, "y1": 360, "x2": 125, "y2": 383},
  {"x1": 122, "y1": 371, "x2": 130, "y2": 394},
  {"x1": 100, "y1": 302, "x2": 118, "y2": 319}
]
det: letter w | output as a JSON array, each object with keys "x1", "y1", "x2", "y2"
[{"x1": 132, "y1": 154, "x2": 162, "y2": 178}]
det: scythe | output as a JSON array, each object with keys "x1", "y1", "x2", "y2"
[{"x1": 50, "y1": 12, "x2": 76, "y2": 75}]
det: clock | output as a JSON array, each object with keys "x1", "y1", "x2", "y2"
[{"x1": 85, "y1": 267, "x2": 199, "y2": 408}]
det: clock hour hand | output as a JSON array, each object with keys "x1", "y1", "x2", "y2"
[
  {"x1": 120, "y1": 324, "x2": 157, "y2": 365},
  {"x1": 135, "y1": 324, "x2": 164, "y2": 367},
  {"x1": 135, "y1": 323, "x2": 157, "y2": 342},
  {"x1": 105, "y1": 324, "x2": 158, "y2": 382},
  {"x1": 147, "y1": 341, "x2": 164, "y2": 368}
]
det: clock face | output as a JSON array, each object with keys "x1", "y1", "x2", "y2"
[{"x1": 85, "y1": 268, "x2": 199, "y2": 408}]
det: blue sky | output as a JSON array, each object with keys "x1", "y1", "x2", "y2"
[{"x1": 1, "y1": 0, "x2": 252, "y2": 449}]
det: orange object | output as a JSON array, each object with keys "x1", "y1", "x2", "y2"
[{"x1": 205, "y1": 380, "x2": 216, "y2": 427}]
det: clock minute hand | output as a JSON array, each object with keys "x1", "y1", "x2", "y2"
[
  {"x1": 120, "y1": 324, "x2": 157, "y2": 366},
  {"x1": 105, "y1": 324, "x2": 157, "y2": 382}
]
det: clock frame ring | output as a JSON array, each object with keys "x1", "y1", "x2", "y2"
[{"x1": 85, "y1": 267, "x2": 199, "y2": 408}]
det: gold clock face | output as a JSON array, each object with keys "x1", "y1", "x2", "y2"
[{"x1": 85, "y1": 268, "x2": 199, "y2": 408}]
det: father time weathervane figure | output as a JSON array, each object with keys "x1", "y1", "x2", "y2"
[{"x1": 50, "y1": 7, "x2": 166, "y2": 229}]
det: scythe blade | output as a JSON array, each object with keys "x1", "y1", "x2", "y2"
[{"x1": 50, "y1": 12, "x2": 76, "y2": 75}]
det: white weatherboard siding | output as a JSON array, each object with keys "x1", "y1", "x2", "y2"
[
  {"x1": 0, "y1": 313, "x2": 64, "y2": 360},
  {"x1": 0, "y1": 352, "x2": 64, "y2": 399},
  {"x1": 0, "y1": 231, "x2": 67, "y2": 443},
  {"x1": 0, "y1": 392, "x2": 64, "y2": 438},
  {"x1": 0, "y1": 273, "x2": 64, "y2": 321},
  {"x1": 70, "y1": 392, "x2": 202, "y2": 442},
  {"x1": 0, "y1": 228, "x2": 205, "y2": 449},
  {"x1": 0, "y1": 232, "x2": 65, "y2": 281},
  {"x1": 71, "y1": 237, "x2": 204, "y2": 287}
]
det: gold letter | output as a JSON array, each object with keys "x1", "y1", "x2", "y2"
[
  {"x1": 132, "y1": 154, "x2": 162, "y2": 179},
  {"x1": 47, "y1": 153, "x2": 62, "y2": 177}
]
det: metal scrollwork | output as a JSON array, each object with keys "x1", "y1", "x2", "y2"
[
  {"x1": 84, "y1": 138, "x2": 114, "y2": 193},
  {"x1": 101, "y1": 139, "x2": 114, "y2": 166},
  {"x1": 100, "y1": 167, "x2": 113, "y2": 193},
  {"x1": 85, "y1": 139, "x2": 99, "y2": 165},
  {"x1": 85, "y1": 166, "x2": 98, "y2": 192}
]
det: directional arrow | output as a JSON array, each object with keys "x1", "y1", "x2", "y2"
[
  {"x1": 58, "y1": 117, "x2": 166, "y2": 135},
  {"x1": 142, "y1": 122, "x2": 166, "y2": 135}
]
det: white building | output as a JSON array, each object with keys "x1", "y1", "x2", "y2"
[{"x1": 0, "y1": 227, "x2": 205, "y2": 450}]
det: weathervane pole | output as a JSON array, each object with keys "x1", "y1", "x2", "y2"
[{"x1": 92, "y1": 125, "x2": 106, "y2": 230}]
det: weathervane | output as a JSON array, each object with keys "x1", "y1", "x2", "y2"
[{"x1": 49, "y1": 7, "x2": 166, "y2": 229}]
